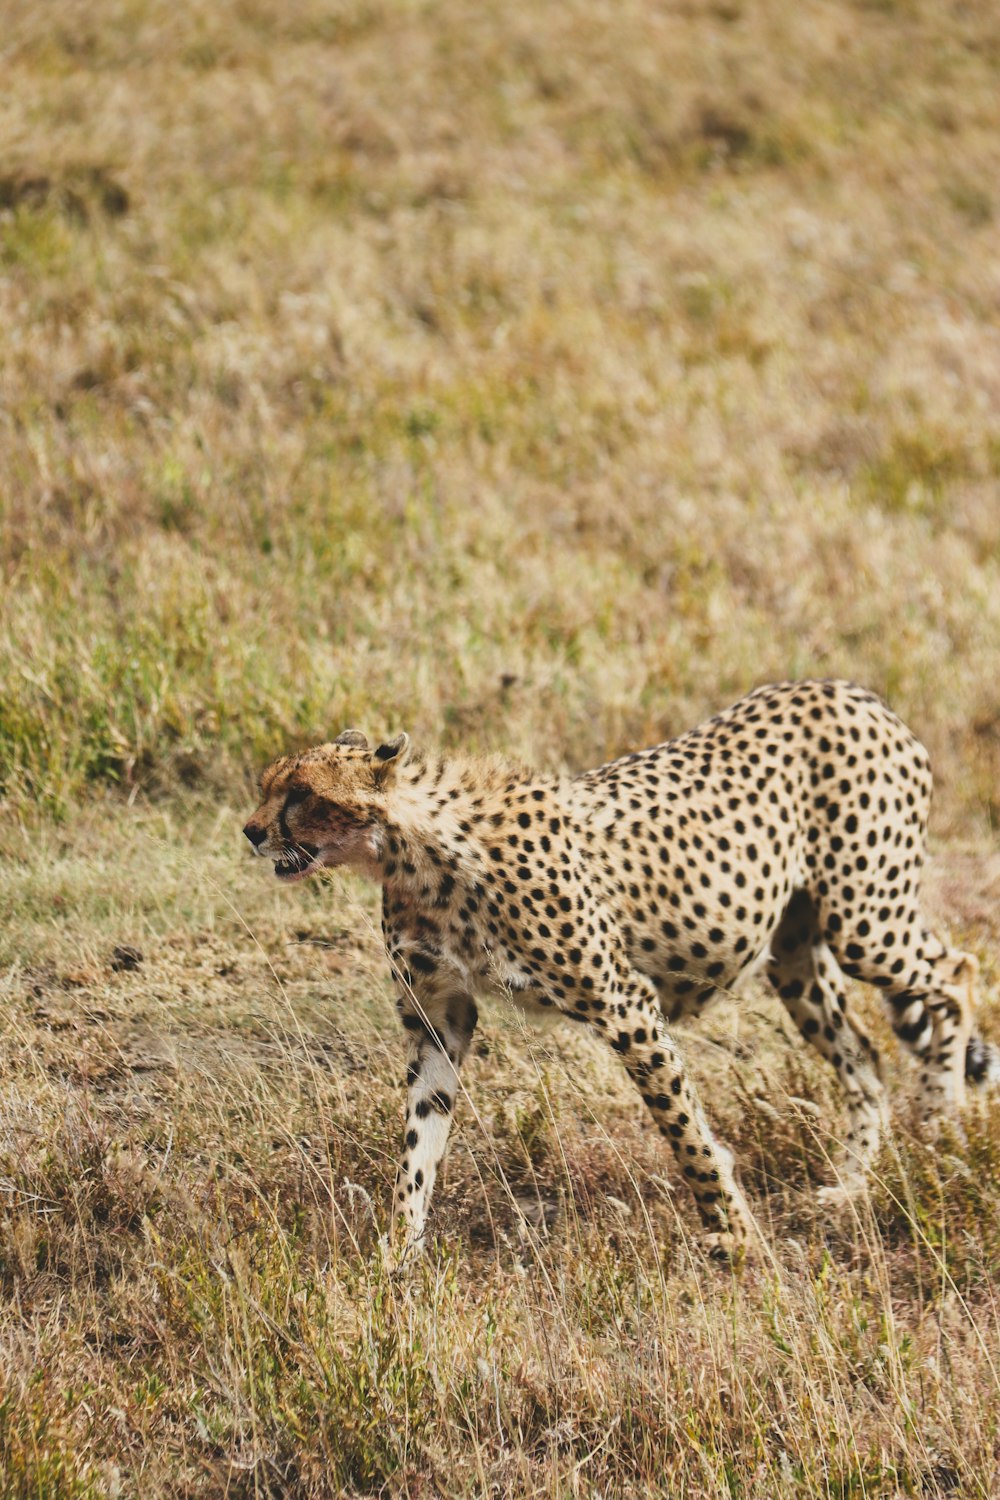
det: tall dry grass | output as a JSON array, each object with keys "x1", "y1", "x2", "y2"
[
  {"x1": 2, "y1": 0, "x2": 1000, "y2": 1493},
  {"x1": 2, "y1": 0, "x2": 1000, "y2": 825}
]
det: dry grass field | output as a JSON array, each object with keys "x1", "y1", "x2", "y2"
[{"x1": 3, "y1": 0, "x2": 1000, "y2": 1493}]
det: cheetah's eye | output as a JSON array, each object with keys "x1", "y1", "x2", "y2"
[{"x1": 285, "y1": 786, "x2": 310, "y2": 808}]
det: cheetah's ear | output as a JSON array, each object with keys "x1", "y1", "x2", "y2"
[
  {"x1": 334, "y1": 729, "x2": 369, "y2": 749},
  {"x1": 372, "y1": 732, "x2": 411, "y2": 783}
]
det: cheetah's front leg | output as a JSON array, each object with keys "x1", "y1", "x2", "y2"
[
  {"x1": 391, "y1": 961, "x2": 478, "y2": 1261},
  {"x1": 601, "y1": 972, "x2": 760, "y2": 1262}
]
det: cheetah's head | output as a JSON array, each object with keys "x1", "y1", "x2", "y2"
[{"x1": 242, "y1": 729, "x2": 411, "y2": 882}]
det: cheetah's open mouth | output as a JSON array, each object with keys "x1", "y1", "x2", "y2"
[{"x1": 273, "y1": 843, "x2": 321, "y2": 882}]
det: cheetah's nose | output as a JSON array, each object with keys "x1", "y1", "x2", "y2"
[{"x1": 244, "y1": 824, "x2": 266, "y2": 848}]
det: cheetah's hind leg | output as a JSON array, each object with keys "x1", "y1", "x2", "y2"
[{"x1": 767, "y1": 892, "x2": 888, "y2": 1204}]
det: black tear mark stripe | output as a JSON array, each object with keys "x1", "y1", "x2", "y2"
[{"x1": 279, "y1": 796, "x2": 293, "y2": 846}]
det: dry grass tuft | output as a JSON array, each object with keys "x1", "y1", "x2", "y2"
[{"x1": 2, "y1": 0, "x2": 1000, "y2": 1492}]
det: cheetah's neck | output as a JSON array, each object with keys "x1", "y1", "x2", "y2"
[{"x1": 371, "y1": 754, "x2": 541, "y2": 896}]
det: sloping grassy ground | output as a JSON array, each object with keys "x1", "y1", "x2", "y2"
[{"x1": 2, "y1": 0, "x2": 1000, "y2": 1493}]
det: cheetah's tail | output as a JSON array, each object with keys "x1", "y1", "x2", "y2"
[{"x1": 966, "y1": 1035, "x2": 1000, "y2": 1087}]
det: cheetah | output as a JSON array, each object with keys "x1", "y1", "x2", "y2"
[{"x1": 243, "y1": 681, "x2": 997, "y2": 1261}]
